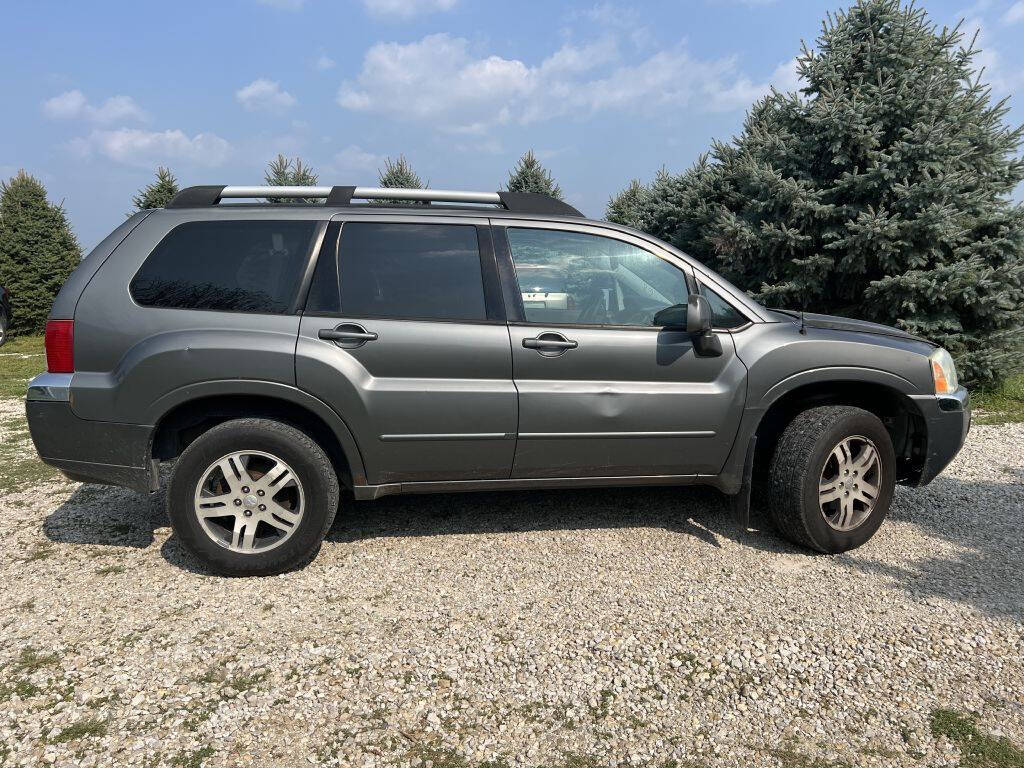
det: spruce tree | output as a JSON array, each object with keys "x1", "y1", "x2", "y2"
[
  {"x1": 634, "y1": 0, "x2": 1024, "y2": 387},
  {"x1": 506, "y1": 150, "x2": 563, "y2": 200},
  {"x1": 606, "y1": 178, "x2": 653, "y2": 230},
  {"x1": 376, "y1": 155, "x2": 425, "y2": 204},
  {"x1": 0, "y1": 171, "x2": 82, "y2": 335},
  {"x1": 264, "y1": 154, "x2": 319, "y2": 203},
  {"x1": 132, "y1": 167, "x2": 179, "y2": 211}
]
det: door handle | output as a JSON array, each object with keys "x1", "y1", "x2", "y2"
[
  {"x1": 523, "y1": 332, "x2": 578, "y2": 355},
  {"x1": 318, "y1": 324, "x2": 378, "y2": 347}
]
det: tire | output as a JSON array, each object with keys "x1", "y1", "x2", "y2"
[
  {"x1": 768, "y1": 405, "x2": 895, "y2": 554},
  {"x1": 167, "y1": 418, "x2": 339, "y2": 576}
]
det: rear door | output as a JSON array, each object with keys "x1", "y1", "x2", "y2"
[
  {"x1": 296, "y1": 216, "x2": 516, "y2": 485},
  {"x1": 495, "y1": 221, "x2": 748, "y2": 479}
]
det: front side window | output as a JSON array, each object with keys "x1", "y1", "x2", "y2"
[
  {"x1": 131, "y1": 220, "x2": 317, "y2": 313},
  {"x1": 506, "y1": 228, "x2": 688, "y2": 327},
  {"x1": 306, "y1": 222, "x2": 487, "y2": 321},
  {"x1": 698, "y1": 282, "x2": 749, "y2": 329}
]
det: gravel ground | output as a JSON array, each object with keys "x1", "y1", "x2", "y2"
[{"x1": 1, "y1": 395, "x2": 1022, "y2": 768}]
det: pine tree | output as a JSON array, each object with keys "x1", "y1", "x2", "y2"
[
  {"x1": 606, "y1": 178, "x2": 652, "y2": 230},
  {"x1": 132, "y1": 167, "x2": 179, "y2": 211},
  {"x1": 634, "y1": 0, "x2": 1024, "y2": 387},
  {"x1": 375, "y1": 155, "x2": 425, "y2": 204},
  {"x1": 0, "y1": 171, "x2": 82, "y2": 335},
  {"x1": 264, "y1": 154, "x2": 319, "y2": 203},
  {"x1": 506, "y1": 150, "x2": 563, "y2": 200}
]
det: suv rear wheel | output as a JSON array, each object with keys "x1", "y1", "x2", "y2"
[
  {"x1": 767, "y1": 405, "x2": 895, "y2": 553},
  {"x1": 167, "y1": 418, "x2": 339, "y2": 576}
]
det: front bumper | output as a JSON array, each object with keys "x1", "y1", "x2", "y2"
[
  {"x1": 909, "y1": 387, "x2": 971, "y2": 486},
  {"x1": 26, "y1": 373, "x2": 157, "y2": 492}
]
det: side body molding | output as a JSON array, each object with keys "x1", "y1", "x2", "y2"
[{"x1": 146, "y1": 379, "x2": 368, "y2": 486}]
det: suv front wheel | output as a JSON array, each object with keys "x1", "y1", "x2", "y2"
[
  {"x1": 167, "y1": 418, "x2": 340, "y2": 576},
  {"x1": 767, "y1": 405, "x2": 896, "y2": 553}
]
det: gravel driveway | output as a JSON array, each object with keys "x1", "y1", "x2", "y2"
[{"x1": 1, "y1": 395, "x2": 1022, "y2": 768}]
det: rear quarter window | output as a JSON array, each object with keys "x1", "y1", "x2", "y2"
[{"x1": 130, "y1": 220, "x2": 318, "y2": 313}]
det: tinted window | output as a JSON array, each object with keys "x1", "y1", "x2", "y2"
[
  {"x1": 307, "y1": 223, "x2": 486, "y2": 321},
  {"x1": 131, "y1": 220, "x2": 316, "y2": 313},
  {"x1": 699, "y1": 283, "x2": 748, "y2": 329},
  {"x1": 507, "y1": 228, "x2": 688, "y2": 327}
]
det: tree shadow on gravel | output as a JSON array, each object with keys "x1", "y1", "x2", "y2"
[
  {"x1": 42, "y1": 482, "x2": 167, "y2": 550},
  {"x1": 842, "y1": 473, "x2": 1024, "y2": 621}
]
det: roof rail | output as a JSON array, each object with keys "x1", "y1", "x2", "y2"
[{"x1": 166, "y1": 185, "x2": 583, "y2": 216}]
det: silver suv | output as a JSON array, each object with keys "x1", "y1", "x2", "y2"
[{"x1": 26, "y1": 185, "x2": 970, "y2": 575}]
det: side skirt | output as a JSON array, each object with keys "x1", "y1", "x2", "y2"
[{"x1": 353, "y1": 473, "x2": 707, "y2": 501}]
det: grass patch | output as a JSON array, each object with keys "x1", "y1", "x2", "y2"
[
  {"x1": 0, "y1": 334, "x2": 45, "y2": 398},
  {"x1": 972, "y1": 374, "x2": 1024, "y2": 425},
  {"x1": 172, "y1": 746, "x2": 216, "y2": 768},
  {"x1": 12, "y1": 646, "x2": 60, "y2": 673},
  {"x1": 95, "y1": 564, "x2": 126, "y2": 575},
  {"x1": 49, "y1": 718, "x2": 107, "y2": 743},
  {"x1": 931, "y1": 709, "x2": 1024, "y2": 767}
]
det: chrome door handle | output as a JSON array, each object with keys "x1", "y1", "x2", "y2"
[
  {"x1": 318, "y1": 324, "x2": 378, "y2": 347},
  {"x1": 523, "y1": 332, "x2": 578, "y2": 355}
]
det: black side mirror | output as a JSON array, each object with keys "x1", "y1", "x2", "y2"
[
  {"x1": 652, "y1": 303, "x2": 689, "y2": 329},
  {"x1": 686, "y1": 294, "x2": 713, "y2": 334},
  {"x1": 687, "y1": 294, "x2": 723, "y2": 357}
]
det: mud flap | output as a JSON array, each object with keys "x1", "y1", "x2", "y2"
[{"x1": 731, "y1": 435, "x2": 757, "y2": 531}]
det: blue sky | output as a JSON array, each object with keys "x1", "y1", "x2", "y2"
[{"x1": 3, "y1": 0, "x2": 1023, "y2": 248}]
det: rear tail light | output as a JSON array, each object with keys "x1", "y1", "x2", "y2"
[{"x1": 45, "y1": 320, "x2": 74, "y2": 373}]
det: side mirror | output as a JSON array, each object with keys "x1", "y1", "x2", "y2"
[
  {"x1": 652, "y1": 303, "x2": 689, "y2": 329},
  {"x1": 686, "y1": 294, "x2": 713, "y2": 334}
]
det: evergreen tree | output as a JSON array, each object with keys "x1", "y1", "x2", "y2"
[
  {"x1": 132, "y1": 167, "x2": 179, "y2": 211},
  {"x1": 606, "y1": 178, "x2": 653, "y2": 230},
  {"x1": 0, "y1": 171, "x2": 82, "y2": 335},
  {"x1": 376, "y1": 155, "x2": 425, "y2": 204},
  {"x1": 264, "y1": 154, "x2": 319, "y2": 203},
  {"x1": 634, "y1": 0, "x2": 1024, "y2": 387},
  {"x1": 506, "y1": 150, "x2": 563, "y2": 200}
]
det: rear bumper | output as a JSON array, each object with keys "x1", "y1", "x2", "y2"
[
  {"x1": 909, "y1": 387, "x2": 971, "y2": 486},
  {"x1": 26, "y1": 374, "x2": 156, "y2": 493}
]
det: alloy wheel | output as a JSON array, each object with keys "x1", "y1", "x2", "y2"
[
  {"x1": 192, "y1": 451, "x2": 305, "y2": 554},
  {"x1": 817, "y1": 435, "x2": 882, "y2": 531}
]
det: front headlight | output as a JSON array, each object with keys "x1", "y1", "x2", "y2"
[{"x1": 929, "y1": 348, "x2": 959, "y2": 395}]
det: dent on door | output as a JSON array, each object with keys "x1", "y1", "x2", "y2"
[{"x1": 508, "y1": 327, "x2": 747, "y2": 478}]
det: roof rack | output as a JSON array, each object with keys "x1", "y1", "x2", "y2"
[{"x1": 166, "y1": 185, "x2": 583, "y2": 217}]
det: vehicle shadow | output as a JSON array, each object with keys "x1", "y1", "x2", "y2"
[
  {"x1": 42, "y1": 482, "x2": 167, "y2": 550},
  {"x1": 40, "y1": 472, "x2": 1022, "y2": 620}
]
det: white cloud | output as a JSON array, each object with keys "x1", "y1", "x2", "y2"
[
  {"x1": 332, "y1": 145, "x2": 386, "y2": 176},
  {"x1": 361, "y1": 0, "x2": 458, "y2": 20},
  {"x1": 42, "y1": 90, "x2": 147, "y2": 124},
  {"x1": 960, "y1": 18, "x2": 1023, "y2": 94},
  {"x1": 338, "y1": 33, "x2": 788, "y2": 131},
  {"x1": 235, "y1": 79, "x2": 296, "y2": 113},
  {"x1": 314, "y1": 54, "x2": 336, "y2": 71},
  {"x1": 69, "y1": 128, "x2": 232, "y2": 168},
  {"x1": 769, "y1": 57, "x2": 803, "y2": 93},
  {"x1": 1003, "y1": 1, "x2": 1024, "y2": 24}
]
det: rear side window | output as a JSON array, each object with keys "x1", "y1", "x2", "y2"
[
  {"x1": 130, "y1": 220, "x2": 317, "y2": 313},
  {"x1": 306, "y1": 222, "x2": 487, "y2": 321}
]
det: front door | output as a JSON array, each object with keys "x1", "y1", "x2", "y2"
[
  {"x1": 496, "y1": 223, "x2": 747, "y2": 479},
  {"x1": 296, "y1": 217, "x2": 516, "y2": 484}
]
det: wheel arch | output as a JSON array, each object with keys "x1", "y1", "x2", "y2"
[
  {"x1": 751, "y1": 368, "x2": 928, "y2": 486},
  {"x1": 148, "y1": 380, "x2": 367, "y2": 488}
]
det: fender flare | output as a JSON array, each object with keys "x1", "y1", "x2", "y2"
[
  {"x1": 717, "y1": 366, "x2": 921, "y2": 496},
  {"x1": 146, "y1": 379, "x2": 368, "y2": 486}
]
